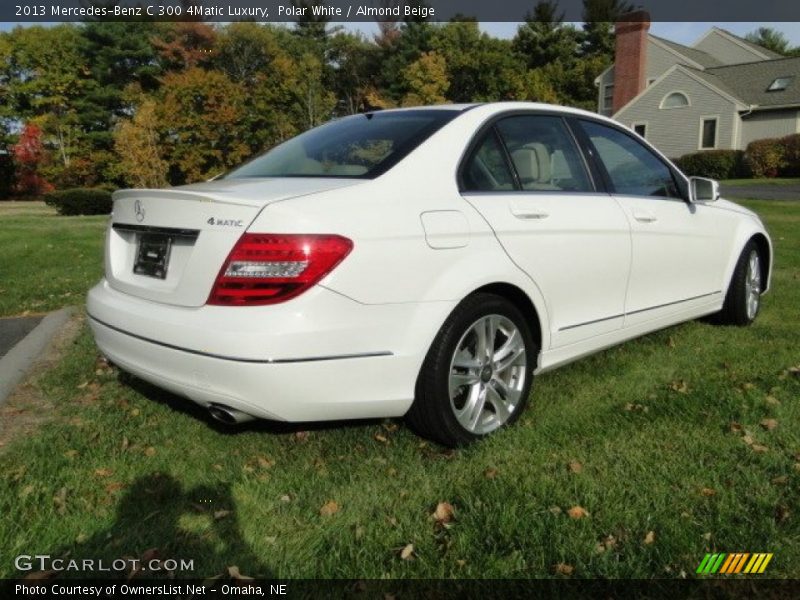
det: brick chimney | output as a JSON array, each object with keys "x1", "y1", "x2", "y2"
[{"x1": 612, "y1": 11, "x2": 650, "y2": 114}]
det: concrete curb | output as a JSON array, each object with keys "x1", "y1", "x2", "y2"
[{"x1": 0, "y1": 307, "x2": 75, "y2": 405}]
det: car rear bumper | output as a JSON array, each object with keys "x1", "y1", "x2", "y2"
[{"x1": 87, "y1": 280, "x2": 455, "y2": 422}]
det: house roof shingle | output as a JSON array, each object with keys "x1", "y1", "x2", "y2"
[
  {"x1": 705, "y1": 56, "x2": 800, "y2": 108},
  {"x1": 649, "y1": 35, "x2": 723, "y2": 68}
]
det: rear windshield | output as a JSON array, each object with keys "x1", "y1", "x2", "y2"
[{"x1": 224, "y1": 110, "x2": 460, "y2": 180}]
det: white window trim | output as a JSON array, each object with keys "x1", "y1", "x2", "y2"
[
  {"x1": 698, "y1": 115, "x2": 720, "y2": 150},
  {"x1": 659, "y1": 91, "x2": 691, "y2": 110},
  {"x1": 602, "y1": 84, "x2": 614, "y2": 111},
  {"x1": 631, "y1": 121, "x2": 648, "y2": 139}
]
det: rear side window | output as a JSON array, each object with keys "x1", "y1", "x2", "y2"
[
  {"x1": 495, "y1": 116, "x2": 592, "y2": 192},
  {"x1": 579, "y1": 120, "x2": 680, "y2": 198},
  {"x1": 225, "y1": 110, "x2": 459, "y2": 179},
  {"x1": 462, "y1": 131, "x2": 515, "y2": 192}
]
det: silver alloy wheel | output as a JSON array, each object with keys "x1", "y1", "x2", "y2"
[
  {"x1": 744, "y1": 250, "x2": 761, "y2": 320},
  {"x1": 448, "y1": 314, "x2": 527, "y2": 435}
]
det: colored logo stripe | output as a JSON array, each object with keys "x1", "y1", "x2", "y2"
[{"x1": 697, "y1": 553, "x2": 773, "y2": 575}]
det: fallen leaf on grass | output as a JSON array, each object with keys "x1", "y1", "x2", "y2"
[
  {"x1": 553, "y1": 563, "x2": 574, "y2": 576},
  {"x1": 279, "y1": 495, "x2": 291, "y2": 503},
  {"x1": 644, "y1": 531, "x2": 656, "y2": 545},
  {"x1": 64, "y1": 449, "x2": 78, "y2": 459},
  {"x1": 19, "y1": 485, "x2": 35, "y2": 499},
  {"x1": 742, "y1": 435, "x2": 755, "y2": 446},
  {"x1": 399, "y1": 544, "x2": 415, "y2": 560},
  {"x1": 760, "y1": 418, "x2": 778, "y2": 431},
  {"x1": 595, "y1": 534, "x2": 617, "y2": 554},
  {"x1": 484, "y1": 468, "x2": 498, "y2": 479},
  {"x1": 374, "y1": 434, "x2": 389, "y2": 444},
  {"x1": 53, "y1": 487, "x2": 67, "y2": 515},
  {"x1": 669, "y1": 380, "x2": 689, "y2": 394},
  {"x1": 772, "y1": 476, "x2": 788, "y2": 486},
  {"x1": 432, "y1": 502, "x2": 455, "y2": 525},
  {"x1": 567, "y1": 506, "x2": 589, "y2": 519},
  {"x1": 293, "y1": 431, "x2": 309, "y2": 442},
  {"x1": 548, "y1": 506, "x2": 562, "y2": 515},
  {"x1": 214, "y1": 510, "x2": 231, "y2": 520},
  {"x1": 144, "y1": 447, "x2": 157, "y2": 457},
  {"x1": 751, "y1": 444, "x2": 769, "y2": 454},
  {"x1": 94, "y1": 468, "x2": 113, "y2": 477},
  {"x1": 624, "y1": 402, "x2": 648, "y2": 413},
  {"x1": 130, "y1": 408, "x2": 140, "y2": 417},
  {"x1": 729, "y1": 422, "x2": 743, "y2": 434},
  {"x1": 700, "y1": 488, "x2": 717, "y2": 497},
  {"x1": 765, "y1": 395, "x2": 781, "y2": 406},
  {"x1": 105, "y1": 482, "x2": 125, "y2": 494},
  {"x1": 794, "y1": 463, "x2": 800, "y2": 473},
  {"x1": 227, "y1": 565, "x2": 253, "y2": 581},
  {"x1": 568, "y1": 461, "x2": 583, "y2": 474},
  {"x1": 775, "y1": 504, "x2": 791, "y2": 524},
  {"x1": 257, "y1": 457, "x2": 275, "y2": 469},
  {"x1": 320, "y1": 500, "x2": 340, "y2": 517},
  {"x1": 120, "y1": 437, "x2": 129, "y2": 451}
]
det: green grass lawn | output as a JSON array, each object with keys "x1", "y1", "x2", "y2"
[
  {"x1": 0, "y1": 202, "x2": 106, "y2": 317},
  {"x1": 721, "y1": 178, "x2": 800, "y2": 187},
  {"x1": 0, "y1": 200, "x2": 798, "y2": 579}
]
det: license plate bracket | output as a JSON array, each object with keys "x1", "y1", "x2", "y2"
[{"x1": 134, "y1": 233, "x2": 173, "y2": 280}]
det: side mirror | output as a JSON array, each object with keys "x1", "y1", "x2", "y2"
[{"x1": 689, "y1": 176, "x2": 720, "y2": 202}]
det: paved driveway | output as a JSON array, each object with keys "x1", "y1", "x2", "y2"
[
  {"x1": 0, "y1": 316, "x2": 43, "y2": 359},
  {"x1": 720, "y1": 183, "x2": 800, "y2": 202}
]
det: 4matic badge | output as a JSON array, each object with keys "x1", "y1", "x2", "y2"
[{"x1": 207, "y1": 217, "x2": 244, "y2": 227}]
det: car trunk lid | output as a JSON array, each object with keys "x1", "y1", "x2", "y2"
[{"x1": 106, "y1": 178, "x2": 359, "y2": 307}]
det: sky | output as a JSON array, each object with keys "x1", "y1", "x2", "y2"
[{"x1": 1, "y1": 20, "x2": 800, "y2": 48}]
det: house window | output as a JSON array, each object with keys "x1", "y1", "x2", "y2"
[
  {"x1": 767, "y1": 76, "x2": 794, "y2": 92},
  {"x1": 603, "y1": 84, "x2": 614, "y2": 111},
  {"x1": 633, "y1": 123, "x2": 647, "y2": 138},
  {"x1": 660, "y1": 92, "x2": 690, "y2": 109},
  {"x1": 700, "y1": 118, "x2": 718, "y2": 149}
]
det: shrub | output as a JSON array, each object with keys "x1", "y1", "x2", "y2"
[
  {"x1": 43, "y1": 188, "x2": 112, "y2": 216},
  {"x1": 781, "y1": 133, "x2": 800, "y2": 177},
  {"x1": 744, "y1": 138, "x2": 786, "y2": 178},
  {"x1": 675, "y1": 150, "x2": 745, "y2": 180}
]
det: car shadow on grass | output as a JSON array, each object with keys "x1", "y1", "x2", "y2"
[
  {"x1": 32, "y1": 473, "x2": 274, "y2": 580},
  {"x1": 118, "y1": 371, "x2": 387, "y2": 438}
]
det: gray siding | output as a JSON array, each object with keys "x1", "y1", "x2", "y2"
[
  {"x1": 740, "y1": 110, "x2": 800, "y2": 147},
  {"x1": 614, "y1": 69, "x2": 738, "y2": 158},
  {"x1": 597, "y1": 40, "x2": 684, "y2": 115},
  {"x1": 597, "y1": 66, "x2": 615, "y2": 116},
  {"x1": 646, "y1": 39, "x2": 686, "y2": 79},
  {"x1": 695, "y1": 31, "x2": 766, "y2": 65}
]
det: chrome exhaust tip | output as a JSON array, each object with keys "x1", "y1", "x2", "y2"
[{"x1": 208, "y1": 403, "x2": 256, "y2": 425}]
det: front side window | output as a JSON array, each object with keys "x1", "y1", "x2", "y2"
[
  {"x1": 579, "y1": 120, "x2": 680, "y2": 199},
  {"x1": 495, "y1": 116, "x2": 592, "y2": 192},
  {"x1": 225, "y1": 110, "x2": 459, "y2": 179},
  {"x1": 700, "y1": 118, "x2": 718, "y2": 149}
]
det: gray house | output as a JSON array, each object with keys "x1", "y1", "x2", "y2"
[{"x1": 596, "y1": 14, "x2": 800, "y2": 159}]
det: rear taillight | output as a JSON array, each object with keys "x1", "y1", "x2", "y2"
[{"x1": 207, "y1": 233, "x2": 353, "y2": 306}]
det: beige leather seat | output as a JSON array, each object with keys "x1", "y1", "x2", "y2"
[{"x1": 510, "y1": 143, "x2": 560, "y2": 191}]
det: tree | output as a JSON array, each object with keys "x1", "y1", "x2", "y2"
[
  {"x1": 512, "y1": 1, "x2": 580, "y2": 69},
  {"x1": 289, "y1": 53, "x2": 337, "y2": 128},
  {"x1": 745, "y1": 27, "x2": 792, "y2": 56},
  {"x1": 152, "y1": 22, "x2": 216, "y2": 71},
  {"x1": 156, "y1": 68, "x2": 249, "y2": 184},
  {"x1": 402, "y1": 51, "x2": 450, "y2": 106},
  {"x1": 11, "y1": 123, "x2": 52, "y2": 196},
  {"x1": 114, "y1": 100, "x2": 168, "y2": 188},
  {"x1": 581, "y1": 0, "x2": 634, "y2": 58},
  {"x1": 327, "y1": 31, "x2": 380, "y2": 114}
]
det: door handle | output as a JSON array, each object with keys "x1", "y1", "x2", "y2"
[
  {"x1": 633, "y1": 210, "x2": 657, "y2": 223},
  {"x1": 513, "y1": 211, "x2": 550, "y2": 220}
]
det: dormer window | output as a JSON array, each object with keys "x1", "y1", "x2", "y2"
[
  {"x1": 767, "y1": 77, "x2": 793, "y2": 92},
  {"x1": 660, "y1": 92, "x2": 690, "y2": 109}
]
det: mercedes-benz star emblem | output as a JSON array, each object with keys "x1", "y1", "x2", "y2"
[{"x1": 134, "y1": 199, "x2": 145, "y2": 223}]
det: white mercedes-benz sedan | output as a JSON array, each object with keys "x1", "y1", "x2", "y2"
[{"x1": 88, "y1": 102, "x2": 772, "y2": 446}]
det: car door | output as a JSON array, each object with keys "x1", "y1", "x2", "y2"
[
  {"x1": 460, "y1": 114, "x2": 632, "y2": 349},
  {"x1": 576, "y1": 119, "x2": 733, "y2": 327}
]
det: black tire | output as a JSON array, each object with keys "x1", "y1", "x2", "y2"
[
  {"x1": 715, "y1": 240, "x2": 763, "y2": 326},
  {"x1": 405, "y1": 293, "x2": 537, "y2": 447}
]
